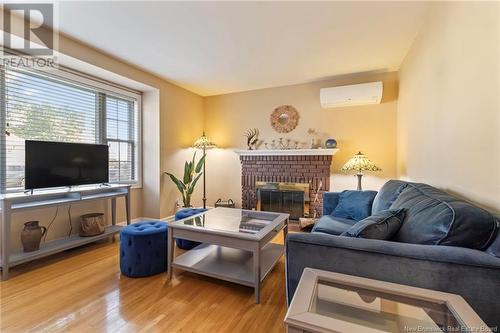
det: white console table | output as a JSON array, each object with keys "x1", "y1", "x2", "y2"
[{"x1": 0, "y1": 185, "x2": 130, "y2": 280}]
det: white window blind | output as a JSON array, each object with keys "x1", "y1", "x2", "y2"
[{"x1": 0, "y1": 67, "x2": 140, "y2": 193}]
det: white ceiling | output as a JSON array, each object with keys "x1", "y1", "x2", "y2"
[{"x1": 57, "y1": 1, "x2": 430, "y2": 96}]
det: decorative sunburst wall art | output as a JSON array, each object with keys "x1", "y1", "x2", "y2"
[{"x1": 270, "y1": 105, "x2": 299, "y2": 133}]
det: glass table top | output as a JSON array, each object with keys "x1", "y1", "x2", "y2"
[
  {"x1": 311, "y1": 279, "x2": 462, "y2": 333},
  {"x1": 173, "y1": 207, "x2": 284, "y2": 236}
]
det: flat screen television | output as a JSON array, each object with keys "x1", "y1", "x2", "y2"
[{"x1": 25, "y1": 140, "x2": 109, "y2": 190}]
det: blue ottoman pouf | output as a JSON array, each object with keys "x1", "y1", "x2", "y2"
[
  {"x1": 120, "y1": 221, "x2": 168, "y2": 278},
  {"x1": 175, "y1": 208, "x2": 207, "y2": 250}
]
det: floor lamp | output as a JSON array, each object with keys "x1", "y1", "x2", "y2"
[{"x1": 192, "y1": 132, "x2": 217, "y2": 209}]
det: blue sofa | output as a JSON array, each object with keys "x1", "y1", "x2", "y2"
[{"x1": 286, "y1": 180, "x2": 500, "y2": 328}]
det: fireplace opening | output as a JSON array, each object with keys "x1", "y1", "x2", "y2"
[{"x1": 256, "y1": 182, "x2": 310, "y2": 220}]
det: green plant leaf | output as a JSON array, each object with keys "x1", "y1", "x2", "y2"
[
  {"x1": 195, "y1": 153, "x2": 206, "y2": 174},
  {"x1": 187, "y1": 172, "x2": 203, "y2": 195},
  {"x1": 164, "y1": 151, "x2": 203, "y2": 207},
  {"x1": 183, "y1": 161, "x2": 191, "y2": 184},
  {"x1": 189, "y1": 161, "x2": 195, "y2": 181},
  {"x1": 165, "y1": 172, "x2": 186, "y2": 194},
  {"x1": 191, "y1": 151, "x2": 196, "y2": 171}
]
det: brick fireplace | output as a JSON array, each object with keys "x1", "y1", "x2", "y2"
[{"x1": 237, "y1": 150, "x2": 337, "y2": 218}]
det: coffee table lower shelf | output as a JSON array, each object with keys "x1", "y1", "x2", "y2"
[{"x1": 172, "y1": 243, "x2": 284, "y2": 287}]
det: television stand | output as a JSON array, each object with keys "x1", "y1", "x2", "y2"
[{"x1": 0, "y1": 185, "x2": 131, "y2": 280}]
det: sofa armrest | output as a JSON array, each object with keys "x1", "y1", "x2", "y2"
[
  {"x1": 322, "y1": 192, "x2": 340, "y2": 215},
  {"x1": 286, "y1": 233, "x2": 500, "y2": 328}
]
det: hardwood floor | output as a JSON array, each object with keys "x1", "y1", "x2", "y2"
[{"x1": 0, "y1": 235, "x2": 288, "y2": 332}]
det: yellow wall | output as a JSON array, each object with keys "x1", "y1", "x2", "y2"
[
  {"x1": 204, "y1": 72, "x2": 398, "y2": 207},
  {"x1": 398, "y1": 1, "x2": 500, "y2": 212}
]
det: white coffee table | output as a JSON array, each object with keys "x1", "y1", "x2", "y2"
[
  {"x1": 285, "y1": 268, "x2": 491, "y2": 333},
  {"x1": 167, "y1": 207, "x2": 289, "y2": 303}
]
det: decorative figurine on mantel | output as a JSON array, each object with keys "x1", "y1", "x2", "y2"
[
  {"x1": 325, "y1": 138, "x2": 337, "y2": 148},
  {"x1": 244, "y1": 128, "x2": 259, "y2": 150},
  {"x1": 307, "y1": 128, "x2": 319, "y2": 148},
  {"x1": 264, "y1": 137, "x2": 299, "y2": 150}
]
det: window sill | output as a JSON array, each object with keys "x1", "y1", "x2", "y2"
[{"x1": 110, "y1": 182, "x2": 142, "y2": 191}]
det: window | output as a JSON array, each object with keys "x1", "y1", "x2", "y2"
[
  {"x1": 105, "y1": 96, "x2": 136, "y2": 183},
  {"x1": 0, "y1": 66, "x2": 141, "y2": 193}
]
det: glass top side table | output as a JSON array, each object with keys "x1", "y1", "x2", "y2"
[{"x1": 285, "y1": 268, "x2": 491, "y2": 333}]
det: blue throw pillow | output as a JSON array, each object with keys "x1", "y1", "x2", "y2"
[
  {"x1": 390, "y1": 183, "x2": 498, "y2": 249},
  {"x1": 372, "y1": 180, "x2": 408, "y2": 214},
  {"x1": 332, "y1": 190, "x2": 378, "y2": 221},
  {"x1": 341, "y1": 209, "x2": 405, "y2": 239}
]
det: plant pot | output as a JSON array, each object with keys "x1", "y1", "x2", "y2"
[{"x1": 21, "y1": 221, "x2": 46, "y2": 252}]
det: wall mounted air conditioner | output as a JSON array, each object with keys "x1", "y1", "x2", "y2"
[{"x1": 320, "y1": 81, "x2": 383, "y2": 108}]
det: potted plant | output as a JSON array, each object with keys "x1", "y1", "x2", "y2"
[{"x1": 164, "y1": 152, "x2": 205, "y2": 208}]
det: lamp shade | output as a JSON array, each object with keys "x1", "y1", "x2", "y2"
[
  {"x1": 193, "y1": 132, "x2": 217, "y2": 150},
  {"x1": 341, "y1": 151, "x2": 381, "y2": 173}
]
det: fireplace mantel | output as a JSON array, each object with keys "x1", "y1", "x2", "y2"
[{"x1": 234, "y1": 148, "x2": 339, "y2": 156}]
